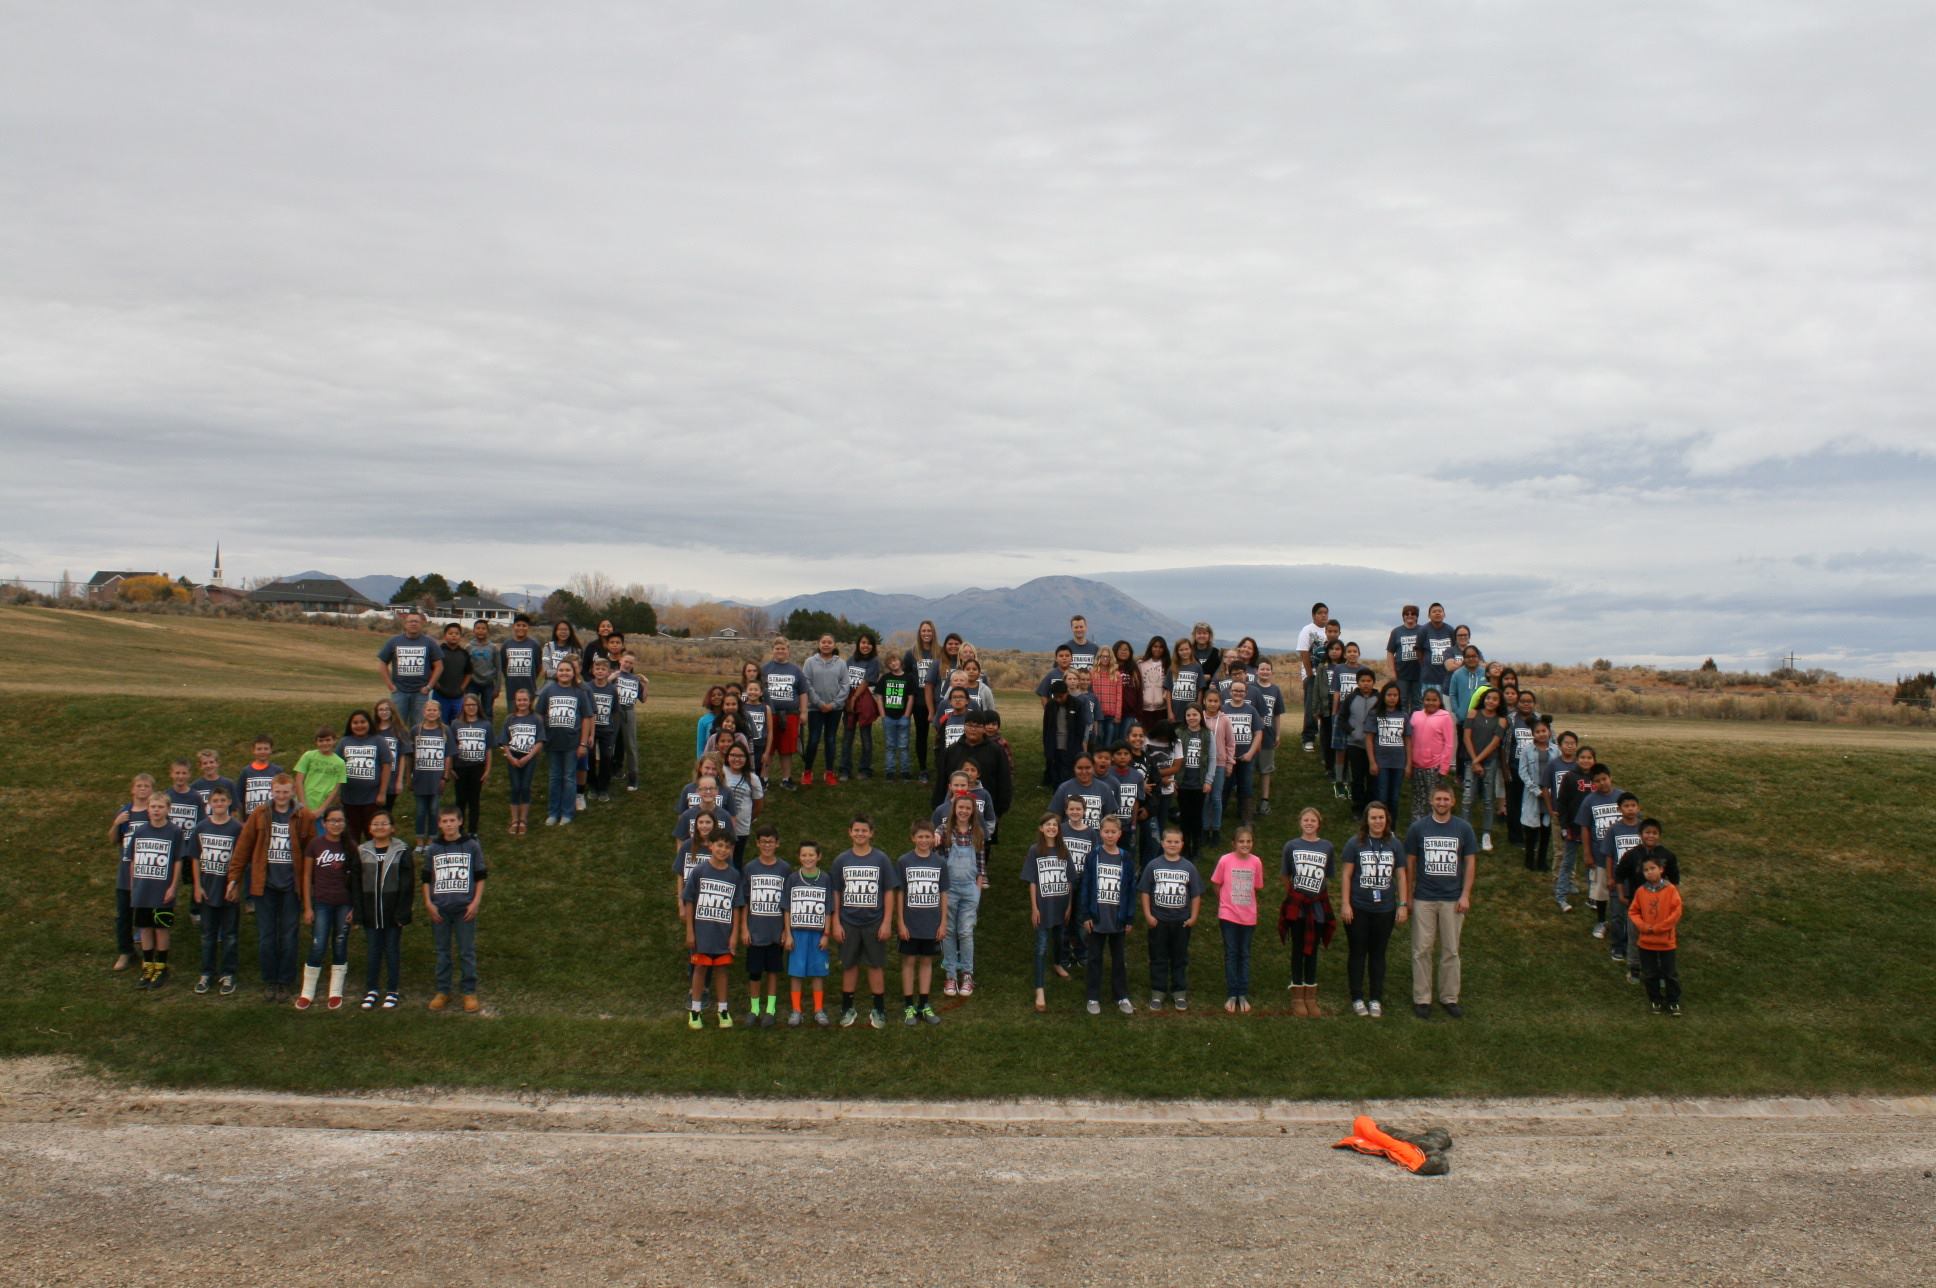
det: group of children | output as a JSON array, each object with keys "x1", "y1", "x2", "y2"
[{"x1": 110, "y1": 735, "x2": 489, "y2": 1012}]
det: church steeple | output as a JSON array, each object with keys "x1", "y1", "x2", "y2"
[{"x1": 211, "y1": 542, "x2": 224, "y2": 587}]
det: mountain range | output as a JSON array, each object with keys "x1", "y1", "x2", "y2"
[{"x1": 760, "y1": 576, "x2": 1185, "y2": 650}]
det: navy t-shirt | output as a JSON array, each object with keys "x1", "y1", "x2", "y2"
[
  {"x1": 1405, "y1": 817, "x2": 1478, "y2": 902},
  {"x1": 759, "y1": 662, "x2": 807, "y2": 712},
  {"x1": 535, "y1": 683, "x2": 591, "y2": 750},
  {"x1": 587, "y1": 680, "x2": 617, "y2": 730},
  {"x1": 1022, "y1": 846, "x2": 1073, "y2": 928},
  {"x1": 127, "y1": 820, "x2": 185, "y2": 909},
  {"x1": 1169, "y1": 663, "x2": 1204, "y2": 715},
  {"x1": 1372, "y1": 711, "x2": 1409, "y2": 769},
  {"x1": 831, "y1": 849, "x2": 900, "y2": 929},
  {"x1": 452, "y1": 718, "x2": 493, "y2": 765},
  {"x1": 897, "y1": 851, "x2": 947, "y2": 940},
  {"x1": 1342, "y1": 835, "x2": 1403, "y2": 912},
  {"x1": 1387, "y1": 625, "x2": 1425, "y2": 682},
  {"x1": 337, "y1": 735, "x2": 390, "y2": 805},
  {"x1": 411, "y1": 726, "x2": 451, "y2": 794},
  {"x1": 500, "y1": 640, "x2": 542, "y2": 694},
  {"x1": 421, "y1": 837, "x2": 488, "y2": 910},
  {"x1": 1060, "y1": 640, "x2": 1098, "y2": 672},
  {"x1": 500, "y1": 714, "x2": 543, "y2": 760},
  {"x1": 1280, "y1": 838, "x2": 1335, "y2": 896},
  {"x1": 236, "y1": 764, "x2": 283, "y2": 816},
  {"x1": 1420, "y1": 625, "x2": 1458, "y2": 687},
  {"x1": 784, "y1": 868, "x2": 831, "y2": 933},
  {"x1": 1137, "y1": 857, "x2": 1203, "y2": 924},
  {"x1": 682, "y1": 862, "x2": 744, "y2": 956},
  {"x1": 741, "y1": 858, "x2": 791, "y2": 947},
  {"x1": 1060, "y1": 824, "x2": 1098, "y2": 881},
  {"x1": 1085, "y1": 850, "x2": 1135, "y2": 934},
  {"x1": 379, "y1": 635, "x2": 442, "y2": 693},
  {"x1": 1050, "y1": 780, "x2": 1108, "y2": 831},
  {"x1": 193, "y1": 816, "x2": 243, "y2": 907}
]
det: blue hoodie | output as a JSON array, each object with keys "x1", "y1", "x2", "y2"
[{"x1": 1082, "y1": 848, "x2": 1137, "y2": 935}]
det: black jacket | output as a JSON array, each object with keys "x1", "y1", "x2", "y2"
[
  {"x1": 931, "y1": 736, "x2": 1013, "y2": 817},
  {"x1": 349, "y1": 839, "x2": 416, "y2": 929}
]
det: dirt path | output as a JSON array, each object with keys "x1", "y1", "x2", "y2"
[{"x1": 3, "y1": 1061, "x2": 1932, "y2": 1286}]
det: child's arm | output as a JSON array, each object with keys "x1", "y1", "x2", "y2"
[
  {"x1": 877, "y1": 890, "x2": 896, "y2": 941},
  {"x1": 1140, "y1": 891, "x2": 1156, "y2": 928},
  {"x1": 937, "y1": 889, "x2": 948, "y2": 944},
  {"x1": 1185, "y1": 893, "x2": 1200, "y2": 929},
  {"x1": 680, "y1": 899, "x2": 696, "y2": 949},
  {"x1": 1028, "y1": 882, "x2": 1041, "y2": 928},
  {"x1": 464, "y1": 876, "x2": 483, "y2": 922}
]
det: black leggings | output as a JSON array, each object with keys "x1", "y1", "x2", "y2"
[
  {"x1": 1178, "y1": 787, "x2": 1205, "y2": 859},
  {"x1": 1523, "y1": 820, "x2": 1552, "y2": 871},
  {"x1": 452, "y1": 763, "x2": 486, "y2": 836},
  {"x1": 912, "y1": 703, "x2": 931, "y2": 773},
  {"x1": 1290, "y1": 941, "x2": 1321, "y2": 986},
  {"x1": 1345, "y1": 908, "x2": 1397, "y2": 1002}
]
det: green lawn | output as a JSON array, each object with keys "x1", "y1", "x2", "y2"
[{"x1": 3, "y1": 651, "x2": 1935, "y2": 1099}]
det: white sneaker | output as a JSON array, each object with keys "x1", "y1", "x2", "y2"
[
  {"x1": 1481, "y1": 834, "x2": 1493, "y2": 852},
  {"x1": 544, "y1": 816, "x2": 558, "y2": 826},
  {"x1": 1086, "y1": 1000, "x2": 1101, "y2": 1015},
  {"x1": 1116, "y1": 998, "x2": 1134, "y2": 1015},
  {"x1": 1592, "y1": 922, "x2": 1606, "y2": 939},
  {"x1": 1352, "y1": 999, "x2": 1369, "y2": 1017},
  {"x1": 575, "y1": 793, "x2": 587, "y2": 811},
  {"x1": 1368, "y1": 1001, "x2": 1383, "y2": 1018}
]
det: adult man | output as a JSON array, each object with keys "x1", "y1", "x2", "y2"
[
  {"x1": 377, "y1": 612, "x2": 443, "y2": 728},
  {"x1": 1418, "y1": 603, "x2": 1458, "y2": 697},
  {"x1": 1385, "y1": 605, "x2": 1426, "y2": 710},
  {"x1": 1405, "y1": 785, "x2": 1478, "y2": 1020},
  {"x1": 931, "y1": 712, "x2": 1014, "y2": 821},
  {"x1": 1048, "y1": 753, "x2": 1110, "y2": 832},
  {"x1": 1295, "y1": 603, "x2": 1330, "y2": 751},
  {"x1": 1059, "y1": 616, "x2": 1098, "y2": 673}
]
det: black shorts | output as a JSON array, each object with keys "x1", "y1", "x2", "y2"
[
  {"x1": 841, "y1": 927, "x2": 887, "y2": 969},
  {"x1": 898, "y1": 937, "x2": 939, "y2": 957},
  {"x1": 133, "y1": 906, "x2": 173, "y2": 930},
  {"x1": 743, "y1": 943, "x2": 785, "y2": 978}
]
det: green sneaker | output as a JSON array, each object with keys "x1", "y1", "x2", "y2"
[
  {"x1": 717, "y1": 1011, "x2": 734, "y2": 1029},
  {"x1": 687, "y1": 1010, "x2": 703, "y2": 1030},
  {"x1": 902, "y1": 1005, "x2": 918, "y2": 1027},
  {"x1": 919, "y1": 1005, "x2": 941, "y2": 1026}
]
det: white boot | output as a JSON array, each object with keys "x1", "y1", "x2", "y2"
[
  {"x1": 326, "y1": 965, "x2": 348, "y2": 1011},
  {"x1": 295, "y1": 964, "x2": 321, "y2": 1010}
]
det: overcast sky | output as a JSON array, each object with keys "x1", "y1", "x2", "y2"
[{"x1": 1, "y1": 3, "x2": 1930, "y2": 675}]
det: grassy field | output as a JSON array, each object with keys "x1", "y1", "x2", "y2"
[{"x1": 3, "y1": 604, "x2": 1934, "y2": 1100}]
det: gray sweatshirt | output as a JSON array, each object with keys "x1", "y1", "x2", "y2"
[{"x1": 802, "y1": 653, "x2": 851, "y2": 708}]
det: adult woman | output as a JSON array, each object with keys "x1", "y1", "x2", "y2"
[
  {"x1": 939, "y1": 791, "x2": 986, "y2": 998},
  {"x1": 1231, "y1": 636, "x2": 1263, "y2": 681},
  {"x1": 1137, "y1": 637, "x2": 1171, "y2": 728},
  {"x1": 1191, "y1": 621, "x2": 1223, "y2": 681},
  {"x1": 905, "y1": 620, "x2": 943, "y2": 784},
  {"x1": 839, "y1": 632, "x2": 883, "y2": 780},
  {"x1": 541, "y1": 620, "x2": 579, "y2": 683},
  {"x1": 1407, "y1": 688, "x2": 1456, "y2": 821},
  {"x1": 1169, "y1": 638, "x2": 1204, "y2": 720},
  {"x1": 1340, "y1": 801, "x2": 1408, "y2": 1019}
]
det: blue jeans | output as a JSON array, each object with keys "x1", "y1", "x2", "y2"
[
  {"x1": 253, "y1": 887, "x2": 301, "y2": 985},
  {"x1": 1554, "y1": 832, "x2": 1582, "y2": 903},
  {"x1": 199, "y1": 902, "x2": 239, "y2": 978},
  {"x1": 1032, "y1": 923, "x2": 1064, "y2": 989},
  {"x1": 1462, "y1": 761, "x2": 1502, "y2": 838},
  {"x1": 547, "y1": 746, "x2": 577, "y2": 820},
  {"x1": 803, "y1": 709, "x2": 841, "y2": 773},
  {"x1": 942, "y1": 865, "x2": 981, "y2": 976},
  {"x1": 1375, "y1": 765, "x2": 1405, "y2": 815},
  {"x1": 390, "y1": 690, "x2": 429, "y2": 730},
  {"x1": 433, "y1": 913, "x2": 478, "y2": 994},
  {"x1": 1401, "y1": 678, "x2": 1424, "y2": 711},
  {"x1": 1219, "y1": 918, "x2": 1254, "y2": 998},
  {"x1": 363, "y1": 923, "x2": 402, "y2": 993},
  {"x1": 1204, "y1": 765, "x2": 1227, "y2": 831},
  {"x1": 434, "y1": 693, "x2": 465, "y2": 726},
  {"x1": 307, "y1": 902, "x2": 352, "y2": 968},
  {"x1": 413, "y1": 791, "x2": 441, "y2": 838},
  {"x1": 882, "y1": 715, "x2": 911, "y2": 775},
  {"x1": 839, "y1": 714, "x2": 874, "y2": 776},
  {"x1": 507, "y1": 759, "x2": 535, "y2": 805}
]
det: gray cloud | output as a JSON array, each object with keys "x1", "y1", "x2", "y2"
[{"x1": 0, "y1": 2, "x2": 1931, "y2": 667}]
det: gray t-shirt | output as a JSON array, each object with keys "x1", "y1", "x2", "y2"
[
  {"x1": 682, "y1": 862, "x2": 745, "y2": 956},
  {"x1": 1050, "y1": 781, "x2": 1109, "y2": 831},
  {"x1": 379, "y1": 635, "x2": 442, "y2": 693},
  {"x1": 126, "y1": 820, "x2": 185, "y2": 909},
  {"x1": 831, "y1": 849, "x2": 900, "y2": 929},
  {"x1": 759, "y1": 662, "x2": 807, "y2": 712},
  {"x1": 1060, "y1": 824, "x2": 1098, "y2": 881},
  {"x1": 1341, "y1": 835, "x2": 1403, "y2": 912},
  {"x1": 337, "y1": 735, "x2": 391, "y2": 805},
  {"x1": 1022, "y1": 846, "x2": 1073, "y2": 928},
  {"x1": 499, "y1": 640, "x2": 542, "y2": 692},
  {"x1": 1387, "y1": 624, "x2": 1425, "y2": 681},
  {"x1": 451, "y1": 719, "x2": 493, "y2": 766},
  {"x1": 897, "y1": 851, "x2": 948, "y2": 940},
  {"x1": 1169, "y1": 663, "x2": 1204, "y2": 714},
  {"x1": 1280, "y1": 838, "x2": 1336, "y2": 896},
  {"x1": 1405, "y1": 816, "x2": 1478, "y2": 902},
  {"x1": 784, "y1": 869, "x2": 831, "y2": 932},
  {"x1": 741, "y1": 858, "x2": 790, "y2": 947},
  {"x1": 1136, "y1": 857, "x2": 1204, "y2": 924},
  {"x1": 193, "y1": 816, "x2": 243, "y2": 907},
  {"x1": 1372, "y1": 710, "x2": 1409, "y2": 769},
  {"x1": 411, "y1": 726, "x2": 451, "y2": 794}
]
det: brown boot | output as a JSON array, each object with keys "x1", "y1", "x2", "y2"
[
  {"x1": 1304, "y1": 986, "x2": 1323, "y2": 1018},
  {"x1": 1290, "y1": 986, "x2": 1310, "y2": 1018}
]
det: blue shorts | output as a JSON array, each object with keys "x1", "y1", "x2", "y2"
[{"x1": 786, "y1": 931, "x2": 829, "y2": 979}]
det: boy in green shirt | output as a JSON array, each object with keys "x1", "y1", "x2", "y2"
[{"x1": 293, "y1": 727, "x2": 349, "y2": 817}]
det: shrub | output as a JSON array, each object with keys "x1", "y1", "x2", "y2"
[
  {"x1": 1591, "y1": 658, "x2": 1612, "y2": 672},
  {"x1": 1893, "y1": 672, "x2": 1935, "y2": 708},
  {"x1": 1700, "y1": 657, "x2": 1719, "y2": 672}
]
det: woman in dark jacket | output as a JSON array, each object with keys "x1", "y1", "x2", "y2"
[{"x1": 348, "y1": 809, "x2": 415, "y2": 1010}]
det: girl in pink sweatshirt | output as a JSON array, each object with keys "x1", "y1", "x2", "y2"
[{"x1": 1406, "y1": 687, "x2": 1456, "y2": 822}]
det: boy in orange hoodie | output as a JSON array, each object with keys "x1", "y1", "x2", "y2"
[{"x1": 1627, "y1": 855, "x2": 1683, "y2": 1015}]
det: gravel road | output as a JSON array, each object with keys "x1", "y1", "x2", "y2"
[{"x1": 3, "y1": 1060, "x2": 1931, "y2": 1286}]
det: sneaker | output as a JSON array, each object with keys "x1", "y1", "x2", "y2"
[
  {"x1": 760, "y1": 1011, "x2": 777, "y2": 1029},
  {"x1": 747, "y1": 1011, "x2": 763, "y2": 1030},
  {"x1": 1150, "y1": 993, "x2": 1165, "y2": 1011},
  {"x1": 868, "y1": 1008, "x2": 885, "y2": 1030},
  {"x1": 799, "y1": 776, "x2": 812, "y2": 790},
  {"x1": 545, "y1": 816, "x2": 558, "y2": 827},
  {"x1": 1440, "y1": 1001, "x2": 1464, "y2": 1019},
  {"x1": 717, "y1": 1010, "x2": 733, "y2": 1029},
  {"x1": 262, "y1": 984, "x2": 278, "y2": 1003},
  {"x1": 1667, "y1": 1003, "x2": 1682, "y2": 1017},
  {"x1": 1352, "y1": 999, "x2": 1369, "y2": 1017},
  {"x1": 782, "y1": 777, "x2": 797, "y2": 791},
  {"x1": 1258, "y1": 800, "x2": 1271, "y2": 816},
  {"x1": 1591, "y1": 922, "x2": 1606, "y2": 939},
  {"x1": 557, "y1": 817, "x2": 571, "y2": 828},
  {"x1": 194, "y1": 975, "x2": 211, "y2": 994},
  {"x1": 596, "y1": 793, "x2": 610, "y2": 803},
  {"x1": 823, "y1": 772, "x2": 837, "y2": 786},
  {"x1": 575, "y1": 793, "x2": 587, "y2": 811},
  {"x1": 903, "y1": 1005, "x2": 918, "y2": 1027},
  {"x1": 1627, "y1": 972, "x2": 1642, "y2": 985},
  {"x1": 813, "y1": 1010, "x2": 831, "y2": 1027},
  {"x1": 839, "y1": 1007, "x2": 857, "y2": 1028},
  {"x1": 383, "y1": 992, "x2": 399, "y2": 1009},
  {"x1": 135, "y1": 966, "x2": 153, "y2": 991},
  {"x1": 688, "y1": 1010, "x2": 703, "y2": 1030},
  {"x1": 1116, "y1": 998, "x2": 1135, "y2": 1015},
  {"x1": 627, "y1": 783, "x2": 638, "y2": 792},
  {"x1": 294, "y1": 993, "x2": 312, "y2": 1011},
  {"x1": 787, "y1": 1010, "x2": 803, "y2": 1028},
  {"x1": 943, "y1": 977, "x2": 959, "y2": 997},
  {"x1": 1368, "y1": 1001, "x2": 1383, "y2": 1018},
  {"x1": 151, "y1": 967, "x2": 171, "y2": 989},
  {"x1": 1086, "y1": 1000, "x2": 1102, "y2": 1015},
  {"x1": 1481, "y1": 834, "x2": 1494, "y2": 852},
  {"x1": 1556, "y1": 899, "x2": 1573, "y2": 913},
  {"x1": 919, "y1": 774, "x2": 930, "y2": 785},
  {"x1": 1302, "y1": 740, "x2": 1315, "y2": 752},
  {"x1": 361, "y1": 990, "x2": 379, "y2": 1010},
  {"x1": 218, "y1": 976, "x2": 236, "y2": 996},
  {"x1": 1610, "y1": 950, "x2": 1627, "y2": 964},
  {"x1": 920, "y1": 1005, "x2": 941, "y2": 1026},
  {"x1": 1412, "y1": 1003, "x2": 1433, "y2": 1020},
  {"x1": 959, "y1": 973, "x2": 975, "y2": 997},
  {"x1": 1332, "y1": 782, "x2": 1347, "y2": 799},
  {"x1": 1174, "y1": 992, "x2": 1189, "y2": 1012},
  {"x1": 1650, "y1": 1000, "x2": 1665, "y2": 1014}
]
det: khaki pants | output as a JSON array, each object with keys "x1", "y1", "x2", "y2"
[{"x1": 1410, "y1": 899, "x2": 1464, "y2": 1005}]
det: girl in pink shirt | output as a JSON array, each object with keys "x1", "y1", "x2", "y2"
[
  {"x1": 1210, "y1": 824, "x2": 1266, "y2": 1013},
  {"x1": 1406, "y1": 688, "x2": 1457, "y2": 821}
]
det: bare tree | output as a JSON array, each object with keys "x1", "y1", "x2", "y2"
[{"x1": 566, "y1": 571, "x2": 620, "y2": 611}]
